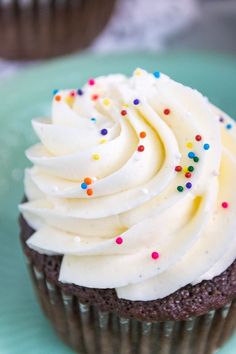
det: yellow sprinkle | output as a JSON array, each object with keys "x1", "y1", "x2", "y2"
[
  {"x1": 134, "y1": 68, "x2": 142, "y2": 76},
  {"x1": 66, "y1": 95, "x2": 74, "y2": 106},
  {"x1": 183, "y1": 166, "x2": 188, "y2": 173},
  {"x1": 100, "y1": 138, "x2": 107, "y2": 144},
  {"x1": 123, "y1": 103, "x2": 129, "y2": 108},
  {"x1": 92, "y1": 153, "x2": 100, "y2": 160},
  {"x1": 186, "y1": 142, "x2": 193, "y2": 148},
  {"x1": 103, "y1": 98, "x2": 110, "y2": 106}
]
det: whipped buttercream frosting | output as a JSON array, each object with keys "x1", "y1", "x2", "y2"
[{"x1": 19, "y1": 68, "x2": 236, "y2": 301}]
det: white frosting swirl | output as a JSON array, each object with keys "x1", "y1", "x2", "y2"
[{"x1": 19, "y1": 69, "x2": 236, "y2": 301}]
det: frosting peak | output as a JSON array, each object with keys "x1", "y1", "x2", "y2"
[{"x1": 20, "y1": 68, "x2": 236, "y2": 301}]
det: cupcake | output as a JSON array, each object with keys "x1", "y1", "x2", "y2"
[
  {"x1": 19, "y1": 68, "x2": 236, "y2": 354},
  {"x1": 0, "y1": 0, "x2": 116, "y2": 60}
]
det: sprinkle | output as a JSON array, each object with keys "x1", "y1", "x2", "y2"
[
  {"x1": 219, "y1": 117, "x2": 224, "y2": 123},
  {"x1": 195, "y1": 135, "x2": 202, "y2": 141},
  {"x1": 121, "y1": 110, "x2": 127, "y2": 116},
  {"x1": 134, "y1": 68, "x2": 142, "y2": 76},
  {"x1": 185, "y1": 172, "x2": 192, "y2": 178},
  {"x1": 66, "y1": 95, "x2": 74, "y2": 105},
  {"x1": 87, "y1": 189, "x2": 93, "y2": 196},
  {"x1": 183, "y1": 166, "x2": 189, "y2": 173},
  {"x1": 221, "y1": 202, "x2": 229, "y2": 209},
  {"x1": 163, "y1": 108, "x2": 170, "y2": 115},
  {"x1": 91, "y1": 94, "x2": 99, "y2": 101},
  {"x1": 186, "y1": 142, "x2": 193, "y2": 148},
  {"x1": 193, "y1": 156, "x2": 199, "y2": 163},
  {"x1": 77, "y1": 89, "x2": 83, "y2": 95},
  {"x1": 92, "y1": 153, "x2": 100, "y2": 160},
  {"x1": 188, "y1": 166, "x2": 194, "y2": 172},
  {"x1": 175, "y1": 165, "x2": 182, "y2": 172},
  {"x1": 53, "y1": 89, "x2": 59, "y2": 95},
  {"x1": 81, "y1": 182, "x2": 87, "y2": 190},
  {"x1": 55, "y1": 95, "x2": 61, "y2": 102},
  {"x1": 88, "y1": 79, "x2": 95, "y2": 86},
  {"x1": 70, "y1": 90, "x2": 76, "y2": 97},
  {"x1": 203, "y1": 143, "x2": 210, "y2": 150},
  {"x1": 139, "y1": 131, "x2": 146, "y2": 139},
  {"x1": 84, "y1": 177, "x2": 92, "y2": 185},
  {"x1": 226, "y1": 124, "x2": 232, "y2": 130},
  {"x1": 103, "y1": 98, "x2": 110, "y2": 106},
  {"x1": 90, "y1": 117, "x2": 96, "y2": 122},
  {"x1": 177, "y1": 186, "x2": 184, "y2": 192},
  {"x1": 153, "y1": 71, "x2": 160, "y2": 78},
  {"x1": 100, "y1": 128, "x2": 108, "y2": 136},
  {"x1": 186, "y1": 182, "x2": 192, "y2": 189},
  {"x1": 151, "y1": 251, "x2": 160, "y2": 260},
  {"x1": 133, "y1": 99, "x2": 140, "y2": 105},
  {"x1": 100, "y1": 138, "x2": 107, "y2": 144},
  {"x1": 188, "y1": 152, "x2": 195, "y2": 159},
  {"x1": 137, "y1": 145, "x2": 145, "y2": 152},
  {"x1": 116, "y1": 237, "x2": 123, "y2": 245},
  {"x1": 123, "y1": 103, "x2": 129, "y2": 108}
]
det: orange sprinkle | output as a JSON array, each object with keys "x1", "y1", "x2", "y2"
[
  {"x1": 140, "y1": 131, "x2": 146, "y2": 138},
  {"x1": 92, "y1": 94, "x2": 99, "y2": 101},
  {"x1": 55, "y1": 95, "x2": 61, "y2": 102},
  {"x1": 84, "y1": 177, "x2": 92, "y2": 185},
  {"x1": 87, "y1": 189, "x2": 93, "y2": 196}
]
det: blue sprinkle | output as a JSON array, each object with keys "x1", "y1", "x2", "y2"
[
  {"x1": 203, "y1": 143, "x2": 210, "y2": 150},
  {"x1": 81, "y1": 182, "x2": 87, "y2": 190},
  {"x1": 91, "y1": 118, "x2": 96, "y2": 122},
  {"x1": 186, "y1": 182, "x2": 192, "y2": 189},
  {"x1": 77, "y1": 89, "x2": 83, "y2": 96},
  {"x1": 188, "y1": 152, "x2": 195, "y2": 159},
  {"x1": 53, "y1": 89, "x2": 59, "y2": 95},
  {"x1": 226, "y1": 123, "x2": 232, "y2": 130},
  {"x1": 100, "y1": 128, "x2": 108, "y2": 136},
  {"x1": 153, "y1": 71, "x2": 160, "y2": 78},
  {"x1": 133, "y1": 99, "x2": 140, "y2": 105}
]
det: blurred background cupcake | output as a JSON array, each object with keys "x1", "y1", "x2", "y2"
[{"x1": 0, "y1": 0, "x2": 117, "y2": 59}]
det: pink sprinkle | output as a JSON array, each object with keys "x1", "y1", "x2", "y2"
[
  {"x1": 116, "y1": 237, "x2": 123, "y2": 245},
  {"x1": 88, "y1": 79, "x2": 95, "y2": 86},
  {"x1": 151, "y1": 251, "x2": 160, "y2": 260},
  {"x1": 221, "y1": 202, "x2": 229, "y2": 209}
]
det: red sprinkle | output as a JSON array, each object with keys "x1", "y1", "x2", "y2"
[
  {"x1": 91, "y1": 94, "x2": 99, "y2": 101},
  {"x1": 55, "y1": 95, "x2": 61, "y2": 102},
  {"x1": 137, "y1": 145, "x2": 145, "y2": 152},
  {"x1": 70, "y1": 91, "x2": 76, "y2": 97},
  {"x1": 121, "y1": 110, "x2": 127, "y2": 116},
  {"x1": 195, "y1": 135, "x2": 202, "y2": 141},
  {"x1": 86, "y1": 189, "x2": 93, "y2": 196},
  {"x1": 163, "y1": 108, "x2": 171, "y2": 115},
  {"x1": 175, "y1": 165, "x2": 182, "y2": 172},
  {"x1": 151, "y1": 251, "x2": 160, "y2": 260},
  {"x1": 185, "y1": 172, "x2": 192, "y2": 178},
  {"x1": 116, "y1": 237, "x2": 123, "y2": 245},
  {"x1": 88, "y1": 79, "x2": 95, "y2": 86},
  {"x1": 139, "y1": 131, "x2": 146, "y2": 138},
  {"x1": 221, "y1": 202, "x2": 229, "y2": 209}
]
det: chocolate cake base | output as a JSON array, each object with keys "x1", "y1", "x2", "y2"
[{"x1": 19, "y1": 214, "x2": 236, "y2": 353}]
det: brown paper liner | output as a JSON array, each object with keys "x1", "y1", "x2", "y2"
[{"x1": 25, "y1": 256, "x2": 236, "y2": 354}]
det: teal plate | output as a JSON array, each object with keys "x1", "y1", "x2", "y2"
[{"x1": 0, "y1": 52, "x2": 236, "y2": 354}]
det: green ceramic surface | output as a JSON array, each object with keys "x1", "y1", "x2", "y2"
[{"x1": 0, "y1": 52, "x2": 235, "y2": 354}]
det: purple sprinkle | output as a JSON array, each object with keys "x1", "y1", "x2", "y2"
[
  {"x1": 133, "y1": 99, "x2": 140, "y2": 105},
  {"x1": 186, "y1": 182, "x2": 192, "y2": 189},
  {"x1": 100, "y1": 128, "x2": 108, "y2": 136},
  {"x1": 77, "y1": 89, "x2": 83, "y2": 95}
]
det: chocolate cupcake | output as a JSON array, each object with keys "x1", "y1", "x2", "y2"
[
  {"x1": 0, "y1": 0, "x2": 116, "y2": 60},
  {"x1": 19, "y1": 69, "x2": 236, "y2": 353}
]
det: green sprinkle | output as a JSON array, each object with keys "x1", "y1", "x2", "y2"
[
  {"x1": 188, "y1": 166, "x2": 194, "y2": 172},
  {"x1": 193, "y1": 156, "x2": 199, "y2": 163},
  {"x1": 177, "y1": 186, "x2": 184, "y2": 192}
]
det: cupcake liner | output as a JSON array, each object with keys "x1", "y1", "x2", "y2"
[
  {"x1": 24, "y1": 255, "x2": 236, "y2": 354},
  {"x1": 0, "y1": 0, "x2": 116, "y2": 59}
]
